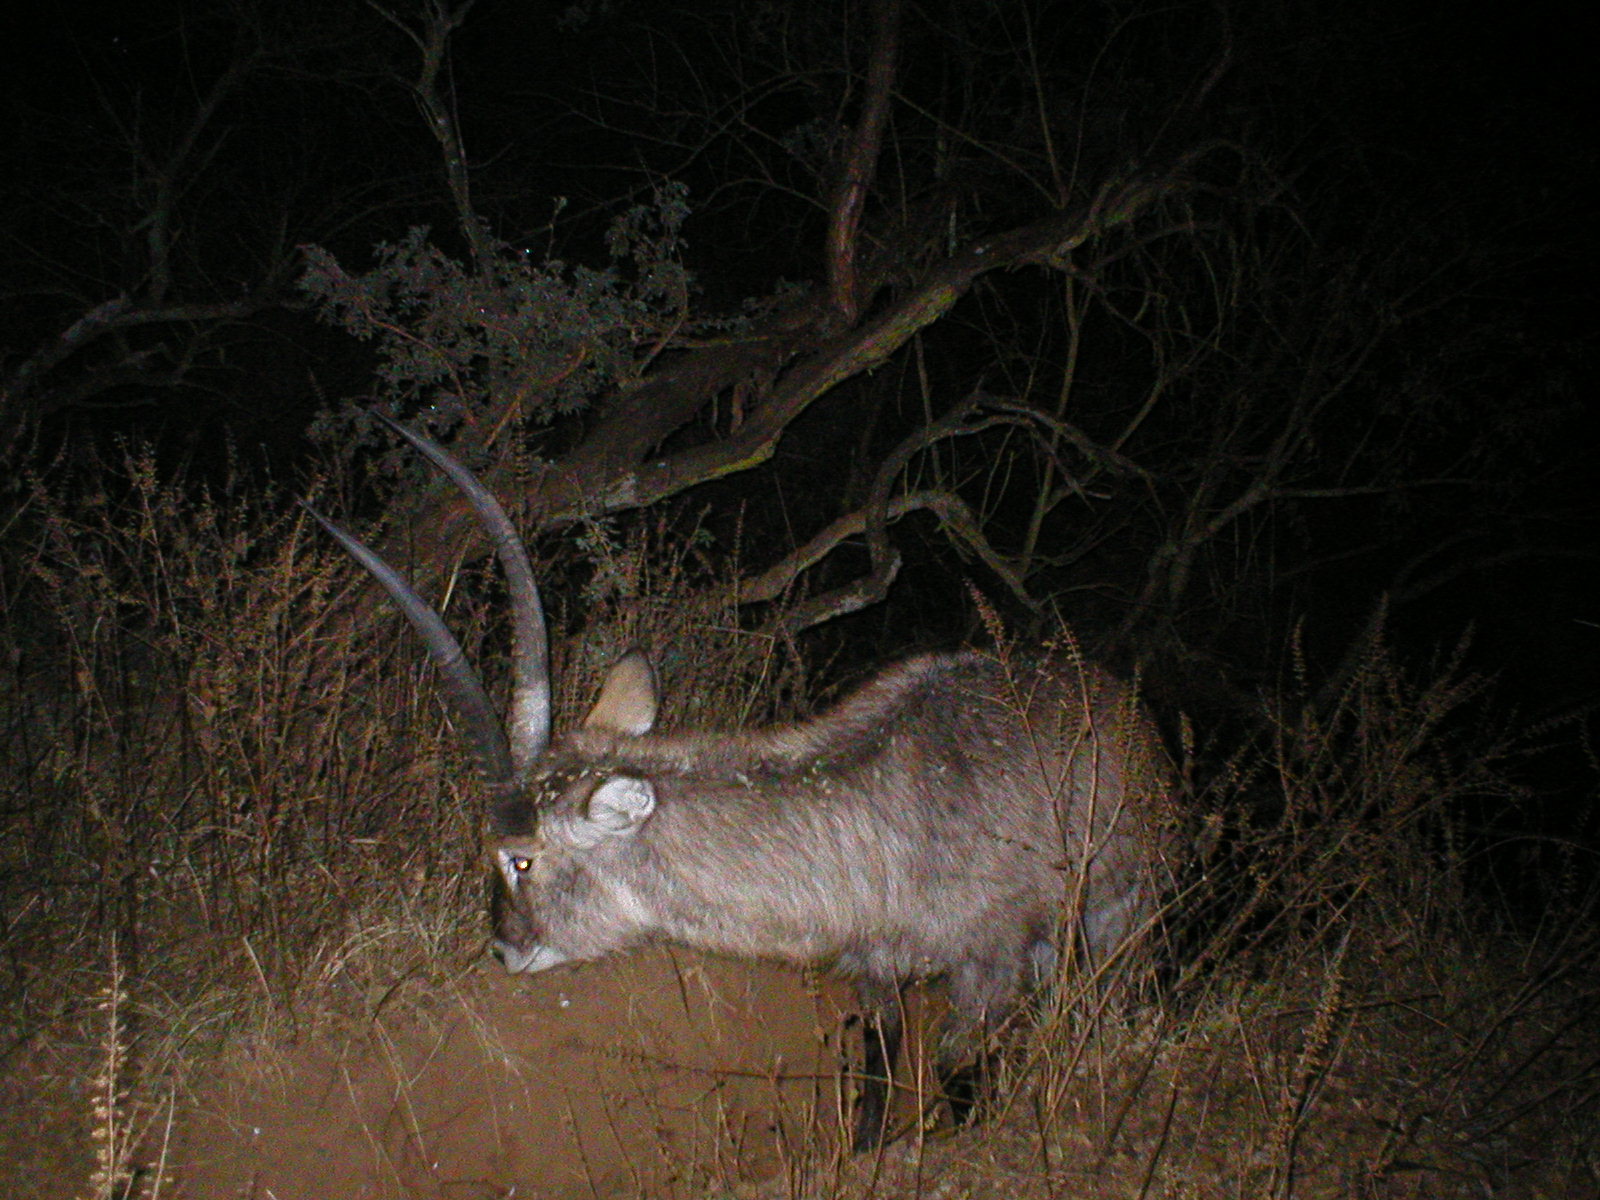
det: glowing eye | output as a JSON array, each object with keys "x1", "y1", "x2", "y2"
[{"x1": 510, "y1": 856, "x2": 532, "y2": 874}]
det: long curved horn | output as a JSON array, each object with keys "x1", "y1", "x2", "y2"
[
  {"x1": 301, "y1": 502, "x2": 516, "y2": 786},
  {"x1": 304, "y1": 414, "x2": 553, "y2": 787},
  {"x1": 372, "y1": 415, "x2": 551, "y2": 771}
]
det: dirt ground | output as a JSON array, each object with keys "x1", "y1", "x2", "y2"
[
  {"x1": 5, "y1": 936, "x2": 1595, "y2": 1200},
  {"x1": 163, "y1": 949, "x2": 859, "y2": 1199}
]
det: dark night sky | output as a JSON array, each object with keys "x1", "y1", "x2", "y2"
[{"x1": 1, "y1": 0, "x2": 1593, "y2": 716}]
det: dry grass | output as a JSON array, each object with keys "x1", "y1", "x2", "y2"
[
  {"x1": 0, "y1": 448, "x2": 798, "y2": 1194},
  {"x1": 1, "y1": 449, "x2": 1595, "y2": 1198},
  {"x1": 942, "y1": 623, "x2": 1600, "y2": 1199}
]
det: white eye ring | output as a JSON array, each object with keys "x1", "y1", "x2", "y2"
[{"x1": 498, "y1": 849, "x2": 534, "y2": 887}]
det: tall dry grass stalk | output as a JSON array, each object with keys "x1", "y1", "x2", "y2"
[
  {"x1": 80, "y1": 939, "x2": 173, "y2": 1200},
  {"x1": 3, "y1": 447, "x2": 1593, "y2": 1199},
  {"x1": 1168, "y1": 619, "x2": 1533, "y2": 1003},
  {"x1": 6, "y1": 446, "x2": 472, "y2": 1035},
  {"x1": 0, "y1": 446, "x2": 799, "y2": 1082},
  {"x1": 1006, "y1": 615, "x2": 1598, "y2": 1199}
]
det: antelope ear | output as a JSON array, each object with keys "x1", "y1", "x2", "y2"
[
  {"x1": 582, "y1": 775, "x2": 657, "y2": 839},
  {"x1": 583, "y1": 651, "x2": 659, "y2": 736}
]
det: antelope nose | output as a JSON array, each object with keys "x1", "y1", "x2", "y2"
[{"x1": 492, "y1": 940, "x2": 570, "y2": 974}]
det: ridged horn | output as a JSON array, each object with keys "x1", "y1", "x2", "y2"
[{"x1": 303, "y1": 413, "x2": 552, "y2": 787}]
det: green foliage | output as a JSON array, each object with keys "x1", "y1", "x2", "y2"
[{"x1": 299, "y1": 183, "x2": 698, "y2": 450}]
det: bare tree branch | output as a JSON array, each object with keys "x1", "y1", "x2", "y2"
[
  {"x1": 368, "y1": 0, "x2": 494, "y2": 273},
  {"x1": 737, "y1": 392, "x2": 1043, "y2": 632},
  {"x1": 2, "y1": 290, "x2": 285, "y2": 456},
  {"x1": 376, "y1": 169, "x2": 1185, "y2": 607},
  {"x1": 825, "y1": 0, "x2": 901, "y2": 326}
]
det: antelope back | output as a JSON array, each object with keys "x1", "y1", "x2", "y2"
[
  {"x1": 486, "y1": 648, "x2": 1175, "y2": 982},
  {"x1": 307, "y1": 420, "x2": 1176, "y2": 992}
]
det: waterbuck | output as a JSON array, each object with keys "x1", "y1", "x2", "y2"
[{"x1": 307, "y1": 416, "x2": 1178, "y2": 1150}]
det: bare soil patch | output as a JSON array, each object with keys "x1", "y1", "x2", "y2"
[
  {"x1": 169, "y1": 950, "x2": 853, "y2": 1199},
  {"x1": 4, "y1": 930, "x2": 1596, "y2": 1200}
]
